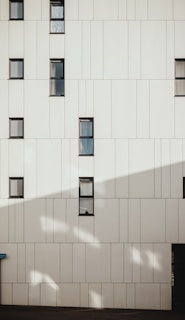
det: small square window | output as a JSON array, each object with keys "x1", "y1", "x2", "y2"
[
  {"x1": 9, "y1": 0, "x2": 23, "y2": 20},
  {"x1": 79, "y1": 177, "x2": 94, "y2": 216},
  {"x1": 175, "y1": 59, "x2": 185, "y2": 96},
  {"x1": 79, "y1": 118, "x2": 94, "y2": 156},
  {"x1": 9, "y1": 118, "x2": 24, "y2": 138},
  {"x1": 9, "y1": 59, "x2": 24, "y2": 79},
  {"x1": 50, "y1": 0, "x2": 64, "y2": 33},
  {"x1": 9, "y1": 177, "x2": 24, "y2": 198},
  {"x1": 50, "y1": 59, "x2": 64, "y2": 96}
]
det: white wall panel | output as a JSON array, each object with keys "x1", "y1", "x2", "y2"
[
  {"x1": 41, "y1": 284, "x2": 57, "y2": 306},
  {"x1": 94, "y1": 0, "x2": 118, "y2": 20},
  {"x1": 175, "y1": 22, "x2": 185, "y2": 57},
  {"x1": 129, "y1": 140, "x2": 154, "y2": 198},
  {"x1": 115, "y1": 140, "x2": 128, "y2": 198},
  {"x1": 95, "y1": 199, "x2": 119, "y2": 242},
  {"x1": 80, "y1": 284, "x2": 88, "y2": 307},
  {"x1": 65, "y1": 80, "x2": 78, "y2": 138},
  {"x1": 0, "y1": 81, "x2": 8, "y2": 138},
  {"x1": 179, "y1": 200, "x2": 185, "y2": 242},
  {"x1": 114, "y1": 284, "x2": 126, "y2": 308},
  {"x1": 120, "y1": 199, "x2": 128, "y2": 243},
  {"x1": 111, "y1": 244, "x2": 123, "y2": 282},
  {"x1": 24, "y1": 22, "x2": 37, "y2": 79},
  {"x1": 66, "y1": 200, "x2": 78, "y2": 242},
  {"x1": 24, "y1": 140, "x2": 37, "y2": 198},
  {"x1": 129, "y1": 200, "x2": 140, "y2": 242},
  {"x1": 15, "y1": 200, "x2": 24, "y2": 243},
  {"x1": 89, "y1": 283, "x2": 102, "y2": 308},
  {"x1": 161, "y1": 284, "x2": 171, "y2": 310},
  {"x1": 135, "y1": 0, "x2": 148, "y2": 19},
  {"x1": 127, "y1": 0, "x2": 135, "y2": 20},
  {"x1": 24, "y1": 80, "x2": 49, "y2": 138},
  {"x1": 0, "y1": 140, "x2": 9, "y2": 198},
  {"x1": 175, "y1": 98, "x2": 185, "y2": 138},
  {"x1": 61, "y1": 140, "x2": 70, "y2": 198},
  {"x1": 0, "y1": 200, "x2": 8, "y2": 242},
  {"x1": 150, "y1": 81, "x2": 174, "y2": 138},
  {"x1": 104, "y1": 22, "x2": 128, "y2": 79},
  {"x1": 18, "y1": 244, "x2": 26, "y2": 282},
  {"x1": 65, "y1": 0, "x2": 79, "y2": 20},
  {"x1": 13, "y1": 284, "x2": 28, "y2": 305},
  {"x1": 102, "y1": 284, "x2": 113, "y2": 308},
  {"x1": 154, "y1": 244, "x2": 171, "y2": 283},
  {"x1": 129, "y1": 22, "x2": 140, "y2": 79},
  {"x1": 86, "y1": 244, "x2": 111, "y2": 282},
  {"x1": 112, "y1": 80, "x2": 136, "y2": 138},
  {"x1": 140, "y1": 245, "x2": 153, "y2": 282},
  {"x1": 9, "y1": 140, "x2": 23, "y2": 176},
  {"x1": 46, "y1": 199, "x2": 54, "y2": 243},
  {"x1": 86, "y1": 80, "x2": 94, "y2": 116},
  {"x1": 94, "y1": 140, "x2": 115, "y2": 198},
  {"x1": 25, "y1": 0, "x2": 42, "y2": 20},
  {"x1": 9, "y1": 200, "x2": 15, "y2": 242},
  {"x1": 148, "y1": 0, "x2": 172, "y2": 20},
  {"x1": 79, "y1": 80, "x2": 85, "y2": 115},
  {"x1": 79, "y1": 0, "x2": 93, "y2": 20},
  {"x1": 137, "y1": 81, "x2": 149, "y2": 138},
  {"x1": 29, "y1": 284, "x2": 40, "y2": 306},
  {"x1": 60, "y1": 244, "x2": 73, "y2": 282},
  {"x1": 50, "y1": 35, "x2": 65, "y2": 58},
  {"x1": 78, "y1": 217, "x2": 94, "y2": 243},
  {"x1": 58, "y1": 284, "x2": 80, "y2": 307},
  {"x1": 166, "y1": 199, "x2": 178, "y2": 243},
  {"x1": 82, "y1": 22, "x2": 90, "y2": 79},
  {"x1": 154, "y1": 139, "x2": 162, "y2": 198},
  {"x1": 26, "y1": 244, "x2": 34, "y2": 283},
  {"x1": 167, "y1": 22, "x2": 174, "y2": 79},
  {"x1": 78, "y1": 157, "x2": 94, "y2": 177},
  {"x1": 50, "y1": 98, "x2": 65, "y2": 138},
  {"x1": 124, "y1": 244, "x2": 133, "y2": 282},
  {"x1": 53, "y1": 199, "x2": 66, "y2": 242},
  {"x1": 65, "y1": 22, "x2": 81, "y2": 79},
  {"x1": 127, "y1": 284, "x2": 135, "y2": 309},
  {"x1": 37, "y1": 22, "x2": 49, "y2": 79},
  {"x1": 0, "y1": 244, "x2": 17, "y2": 282},
  {"x1": 171, "y1": 140, "x2": 183, "y2": 198},
  {"x1": 73, "y1": 244, "x2": 85, "y2": 282},
  {"x1": 9, "y1": 22, "x2": 23, "y2": 57},
  {"x1": 0, "y1": 22, "x2": 8, "y2": 79},
  {"x1": 0, "y1": 0, "x2": 8, "y2": 20},
  {"x1": 70, "y1": 140, "x2": 78, "y2": 198},
  {"x1": 141, "y1": 22, "x2": 166, "y2": 79},
  {"x1": 9, "y1": 81, "x2": 24, "y2": 116},
  {"x1": 132, "y1": 244, "x2": 141, "y2": 283},
  {"x1": 161, "y1": 140, "x2": 171, "y2": 198},
  {"x1": 91, "y1": 22, "x2": 103, "y2": 79},
  {"x1": 1, "y1": 284, "x2": 12, "y2": 305},
  {"x1": 136, "y1": 284, "x2": 160, "y2": 310},
  {"x1": 174, "y1": 0, "x2": 185, "y2": 19},
  {"x1": 41, "y1": 0, "x2": 49, "y2": 20},
  {"x1": 94, "y1": 80, "x2": 111, "y2": 138},
  {"x1": 141, "y1": 200, "x2": 165, "y2": 242}
]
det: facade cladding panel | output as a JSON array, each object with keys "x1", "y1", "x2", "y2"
[{"x1": 0, "y1": 0, "x2": 184, "y2": 311}]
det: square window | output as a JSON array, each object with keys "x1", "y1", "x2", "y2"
[
  {"x1": 79, "y1": 178, "x2": 94, "y2": 215},
  {"x1": 50, "y1": 0, "x2": 64, "y2": 33},
  {"x1": 9, "y1": 177, "x2": 24, "y2": 198},
  {"x1": 9, "y1": 118, "x2": 24, "y2": 138},
  {"x1": 10, "y1": 59, "x2": 24, "y2": 79},
  {"x1": 175, "y1": 59, "x2": 185, "y2": 96},
  {"x1": 50, "y1": 59, "x2": 64, "y2": 96},
  {"x1": 9, "y1": 0, "x2": 23, "y2": 20},
  {"x1": 79, "y1": 118, "x2": 94, "y2": 156}
]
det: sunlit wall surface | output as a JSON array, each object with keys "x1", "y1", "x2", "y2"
[{"x1": 0, "y1": 0, "x2": 185, "y2": 310}]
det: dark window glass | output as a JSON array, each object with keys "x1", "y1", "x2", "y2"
[
  {"x1": 9, "y1": 118, "x2": 24, "y2": 138},
  {"x1": 183, "y1": 177, "x2": 185, "y2": 199},
  {"x1": 79, "y1": 178, "x2": 94, "y2": 215},
  {"x1": 79, "y1": 119, "x2": 94, "y2": 156},
  {"x1": 50, "y1": 1, "x2": 64, "y2": 33},
  {"x1": 175, "y1": 59, "x2": 185, "y2": 96},
  {"x1": 9, "y1": 177, "x2": 24, "y2": 198},
  {"x1": 10, "y1": 0, "x2": 23, "y2": 20},
  {"x1": 50, "y1": 60, "x2": 64, "y2": 96},
  {"x1": 10, "y1": 59, "x2": 24, "y2": 79}
]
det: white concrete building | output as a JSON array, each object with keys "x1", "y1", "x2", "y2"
[{"x1": 0, "y1": 0, "x2": 185, "y2": 310}]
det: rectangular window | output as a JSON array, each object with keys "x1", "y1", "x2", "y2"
[
  {"x1": 175, "y1": 59, "x2": 185, "y2": 96},
  {"x1": 9, "y1": 59, "x2": 24, "y2": 79},
  {"x1": 79, "y1": 177, "x2": 94, "y2": 216},
  {"x1": 9, "y1": 0, "x2": 23, "y2": 20},
  {"x1": 9, "y1": 177, "x2": 24, "y2": 198},
  {"x1": 50, "y1": 59, "x2": 64, "y2": 96},
  {"x1": 9, "y1": 118, "x2": 24, "y2": 138},
  {"x1": 79, "y1": 118, "x2": 94, "y2": 156},
  {"x1": 50, "y1": 0, "x2": 64, "y2": 33}
]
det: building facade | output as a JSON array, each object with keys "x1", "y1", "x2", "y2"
[{"x1": 0, "y1": 0, "x2": 185, "y2": 310}]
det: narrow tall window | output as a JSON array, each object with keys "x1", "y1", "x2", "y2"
[
  {"x1": 175, "y1": 59, "x2": 185, "y2": 96},
  {"x1": 9, "y1": 177, "x2": 24, "y2": 198},
  {"x1": 9, "y1": 59, "x2": 24, "y2": 79},
  {"x1": 79, "y1": 178, "x2": 94, "y2": 216},
  {"x1": 79, "y1": 118, "x2": 94, "y2": 156},
  {"x1": 183, "y1": 177, "x2": 185, "y2": 199},
  {"x1": 50, "y1": 0, "x2": 64, "y2": 33},
  {"x1": 9, "y1": 0, "x2": 23, "y2": 20},
  {"x1": 9, "y1": 118, "x2": 24, "y2": 138},
  {"x1": 50, "y1": 59, "x2": 64, "y2": 96}
]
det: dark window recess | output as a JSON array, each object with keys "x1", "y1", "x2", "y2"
[
  {"x1": 50, "y1": 0, "x2": 64, "y2": 33},
  {"x1": 9, "y1": 118, "x2": 24, "y2": 138},
  {"x1": 9, "y1": 0, "x2": 23, "y2": 20},
  {"x1": 79, "y1": 118, "x2": 94, "y2": 156},
  {"x1": 79, "y1": 177, "x2": 94, "y2": 216},
  {"x1": 183, "y1": 177, "x2": 185, "y2": 198},
  {"x1": 50, "y1": 59, "x2": 64, "y2": 96},
  {"x1": 9, "y1": 177, "x2": 24, "y2": 198},
  {"x1": 175, "y1": 59, "x2": 185, "y2": 96},
  {"x1": 9, "y1": 59, "x2": 24, "y2": 79}
]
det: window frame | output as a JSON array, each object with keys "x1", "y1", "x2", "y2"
[
  {"x1": 9, "y1": 177, "x2": 24, "y2": 199},
  {"x1": 175, "y1": 58, "x2": 185, "y2": 97},
  {"x1": 50, "y1": 0, "x2": 65, "y2": 34},
  {"x1": 79, "y1": 177, "x2": 94, "y2": 216},
  {"x1": 9, "y1": 118, "x2": 24, "y2": 139},
  {"x1": 9, "y1": 0, "x2": 24, "y2": 20},
  {"x1": 79, "y1": 118, "x2": 94, "y2": 156},
  {"x1": 9, "y1": 59, "x2": 24, "y2": 79},
  {"x1": 50, "y1": 59, "x2": 65, "y2": 96}
]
